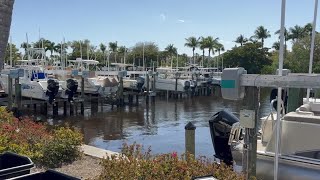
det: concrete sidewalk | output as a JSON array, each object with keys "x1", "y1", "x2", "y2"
[{"x1": 81, "y1": 144, "x2": 119, "y2": 159}]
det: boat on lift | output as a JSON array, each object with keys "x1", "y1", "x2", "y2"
[
  {"x1": 0, "y1": 48, "x2": 78, "y2": 103},
  {"x1": 67, "y1": 58, "x2": 119, "y2": 96}
]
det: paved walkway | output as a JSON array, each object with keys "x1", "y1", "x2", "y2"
[{"x1": 81, "y1": 144, "x2": 119, "y2": 159}]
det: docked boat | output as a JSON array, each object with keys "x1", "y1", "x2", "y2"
[
  {"x1": 0, "y1": 49, "x2": 78, "y2": 104},
  {"x1": 97, "y1": 63, "x2": 145, "y2": 92},
  {"x1": 209, "y1": 101, "x2": 320, "y2": 180},
  {"x1": 63, "y1": 59, "x2": 119, "y2": 97}
]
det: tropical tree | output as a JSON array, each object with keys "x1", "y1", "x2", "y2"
[
  {"x1": 5, "y1": 43, "x2": 21, "y2": 65},
  {"x1": 272, "y1": 42, "x2": 280, "y2": 51},
  {"x1": 99, "y1": 43, "x2": 107, "y2": 64},
  {"x1": 0, "y1": 0, "x2": 15, "y2": 70},
  {"x1": 275, "y1": 28, "x2": 289, "y2": 51},
  {"x1": 304, "y1": 23, "x2": 313, "y2": 37},
  {"x1": 199, "y1": 37, "x2": 207, "y2": 66},
  {"x1": 252, "y1": 26, "x2": 271, "y2": 47},
  {"x1": 127, "y1": 42, "x2": 159, "y2": 67},
  {"x1": 20, "y1": 42, "x2": 31, "y2": 54},
  {"x1": 234, "y1": 34, "x2": 247, "y2": 46},
  {"x1": 223, "y1": 42, "x2": 272, "y2": 73},
  {"x1": 204, "y1": 36, "x2": 218, "y2": 67},
  {"x1": 215, "y1": 42, "x2": 225, "y2": 69},
  {"x1": 109, "y1": 41, "x2": 118, "y2": 63},
  {"x1": 118, "y1": 46, "x2": 128, "y2": 63},
  {"x1": 45, "y1": 41, "x2": 56, "y2": 56},
  {"x1": 289, "y1": 25, "x2": 306, "y2": 42},
  {"x1": 184, "y1": 36, "x2": 199, "y2": 64}
]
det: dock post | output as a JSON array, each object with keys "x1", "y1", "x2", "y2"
[
  {"x1": 81, "y1": 76, "x2": 85, "y2": 115},
  {"x1": 70, "y1": 102, "x2": 74, "y2": 115},
  {"x1": 33, "y1": 103, "x2": 37, "y2": 112},
  {"x1": 185, "y1": 122, "x2": 196, "y2": 157},
  {"x1": 42, "y1": 102, "x2": 48, "y2": 116},
  {"x1": 146, "y1": 72, "x2": 150, "y2": 104},
  {"x1": 63, "y1": 101, "x2": 67, "y2": 116},
  {"x1": 91, "y1": 96, "x2": 98, "y2": 115},
  {"x1": 242, "y1": 87, "x2": 259, "y2": 179},
  {"x1": 14, "y1": 78, "x2": 22, "y2": 109},
  {"x1": 53, "y1": 102, "x2": 59, "y2": 117},
  {"x1": 100, "y1": 98, "x2": 103, "y2": 112},
  {"x1": 135, "y1": 95, "x2": 139, "y2": 106},
  {"x1": 175, "y1": 76, "x2": 178, "y2": 99},
  {"x1": 119, "y1": 75, "x2": 124, "y2": 107},
  {"x1": 8, "y1": 76, "x2": 13, "y2": 109},
  {"x1": 152, "y1": 72, "x2": 156, "y2": 103}
]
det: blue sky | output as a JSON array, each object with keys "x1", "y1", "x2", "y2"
[{"x1": 10, "y1": 0, "x2": 319, "y2": 56}]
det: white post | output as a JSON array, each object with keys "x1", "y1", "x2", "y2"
[
  {"x1": 306, "y1": 0, "x2": 319, "y2": 102},
  {"x1": 143, "y1": 43, "x2": 145, "y2": 71},
  {"x1": 10, "y1": 36, "x2": 12, "y2": 67},
  {"x1": 275, "y1": 0, "x2": 286, "y2": 180}
]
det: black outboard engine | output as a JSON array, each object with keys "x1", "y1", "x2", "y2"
[
  {"x1": 136, "y1": 76, "x2": 145, "y2": 91},
  {"x1": 184, "y1": 81, "x2": 191, "y2": 90},
  {"x1": 209, "y1": 110, "x2": 241, "y2": 166},
  {"x1": 66, "y1": 79, "x2": 78, "y2": 102},
  {"x1": 46, "y1": 79, "x2": 59, "y2": 104}
]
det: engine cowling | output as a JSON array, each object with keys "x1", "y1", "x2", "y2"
[
  {"x1": 209, "y1": 110, "x2": 241, "y2": 166},
  {"x1": 46, "y1": 79, "x2": 59, "y2": 104},
  {"x1": 66, "y1": 79, "x2": 78, "y2": 102},
  {"x1": 136, "y1": 76, "x2": 145, "y2": 91}
]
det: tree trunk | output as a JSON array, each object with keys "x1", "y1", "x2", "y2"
[
  {"x1": 261, "y1": 38, "x2": 264, "y2": 47},
  {"x1": 192, "y1": 48, "x2": 195, "y2": 64},
  {"x1": 0, "y1": 0, "x2": 15, "y2": 71},
  {"x1": 208, "y1": 49, "x2": 211, "y2": 68}
]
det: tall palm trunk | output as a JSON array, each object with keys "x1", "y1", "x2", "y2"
[
  {"x1": 261, "y1": 38, "x2": 264, "y2": 47},
  {"x1": 208, "y1": 49, "x2": 211, "y2": 68},
  {"x1": 202, "y1": 49, "x2": 205, "y2": 67},
  {"x1": 0, "y1": 0, "x2": 15, "y2": 70},
  {"x1": 192, "y1": 48, "x2": 195, "y2": 64}
]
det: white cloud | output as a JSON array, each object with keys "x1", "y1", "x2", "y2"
[
  {"x1": 178, "y1": 19, "x2": 185, "y2": 23},
  {"x1": 160, "y1": 13, "x2": 166, "y2": 21}
]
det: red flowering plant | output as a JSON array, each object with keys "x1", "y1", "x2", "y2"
[{"x1": 98, "y1": 143, "x2": 244, "y2": 180}]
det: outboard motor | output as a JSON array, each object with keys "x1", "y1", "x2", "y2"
[
  {"x1": 46, "y1": 79, "x2": 59, "y2": 104},
  {"x1": 136, "y1": 76, "x2": 145, "y2": 91},
  {"x1": 66, "y1": 79, "x2": 78, "y2": 102},
  {"x1": 184, "y1": 81, "x2": 191, "y2": 90},
  {"x1": 270, "y1": 88, "x2": 288, "y2": 112},
  {"x1": 209, "y1": 110, "x2": 241, "y2": 166}
]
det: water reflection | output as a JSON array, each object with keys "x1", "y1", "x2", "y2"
[{"x1": 42, "y1": 88, "x2": 272, "y2": 157}]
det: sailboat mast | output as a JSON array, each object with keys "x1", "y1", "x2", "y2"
[{"x1": 306, "y1": 0, "x2": 319, "y2": 102}]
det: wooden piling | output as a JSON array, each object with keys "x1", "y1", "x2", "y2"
[
  {"x1": 63, "y1": 101, "x2": 67, "y2": 116},
  {"x1": 185, "y1": 122, "x2": 196, "y2": 156},
  {"x1": 70, "y1": 102, "x2": 74, "y2": 115},
  {"x1": 146, "y1": 73, "x2": 150, "y2": 104},
  {"x1": 53, "y1": 102, "x2": 59, "y2": 117}
]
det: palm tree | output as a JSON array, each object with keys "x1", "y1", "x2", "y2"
[
  {"x1": 234, "y1": 34, "x2": 247, "y2": 46},
  {"x1": 0, "y1": 0, "x2": 15, "y2": 70},
  {"x1": 45, "y1": 41, "x2": 56, "y2": 56},
  {"x1": 289, "y1": 25, "x2": 306, "y2": 42},
  {"x1": 99, "y1": 43, "x2": 107, "y2": 64},
  {"x1": 184, "y1": 36, "x2": 199, "y2": 64},
  {"x1": 165, "y1": 44, "x2": 177, "y2": 67},
  {"x1": 118, "y1": 46, "x2": 127, "y2": 63},
  {"x1": 215, "y1": 42, "x2": 224, "y2": 70},
  {"x1": 304, "y1": 23, "x2": 313, "y2": 37},
  {"x1": 272, "y1": 41, "x2": 280, "y2": 51},
  {"x1": 253, "y1": 26, "x2": 271, "y2": 47},
  {"x1": 204, "y1": 36, "x2": 219, "y2": 67},
  {"x1": 109, "y1": 41, "x2": 118, "y2": 62},
  {"x1": 199, "y1": 37, "x2": 207, "y2": 67},
  {"x1": 20, "y1": 42, "x2": 31, "y2": 54},
  {"x1": 275, "y1": 28, "x2": 289, "y2": 50}
]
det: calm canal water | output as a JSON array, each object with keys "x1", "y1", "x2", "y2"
[{"x1": 45, "y1": 88, "x2": 271, "y2": 158}]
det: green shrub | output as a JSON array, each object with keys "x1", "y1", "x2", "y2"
[
  {"x1": 40, "y1": 127, "x2": 83, "y2": 168},
  {"x1": 97, "y1": 143, "x2": 244, "y2": 180},
  {"x1": 0, "y1": 107, "x2": 83, "y2": 168}
]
